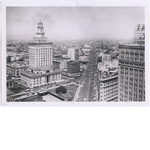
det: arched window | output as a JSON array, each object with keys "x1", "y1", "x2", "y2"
[
  {"x1": 130, "y1": 51, "x2": 134, "y2": 55},
  {"x1": 121, "y1": 51, "x2": 124, "y2": 54},
  {"x1": 140, "y1": 52, "x2": 144, "y2": 56},
  {"x1": 46, "y1": 70, "x2": 50, "y2": 73},
  {"x1": 126, "y1": 51, "x2": 129, "y2": 55},
  {"x1": 135, "y1": 52, "x2": 139, "y2": 56}
]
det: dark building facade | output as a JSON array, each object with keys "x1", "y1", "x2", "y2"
[
  {"x1": 67, "y1": 61, "x2": 80, "y2": 73},
  {"x1": 75, "y1": 49, "x2": 79, "y2": 61},
  {"x1": 53, "y1": 60, "x2": 60, "y2": 69}
]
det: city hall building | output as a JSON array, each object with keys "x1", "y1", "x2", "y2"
[{"x1": 21, "y1": 20, "x2": 61, "y2": 88}]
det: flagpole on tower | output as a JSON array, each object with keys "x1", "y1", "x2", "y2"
[{"x1": 40, "y1": 11, "x2": 41, "y2": 22}]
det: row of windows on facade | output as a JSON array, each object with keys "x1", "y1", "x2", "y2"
[
  {"x1": 120, "y1": 82, "x2": 144, "y2": 88},
  {"x1": 121, "y1": 76, "x2": 144, "y2": 80},
  {"x1": 121, "y1": 70, "x2": 144, "y2": 75},
  {"x1": 33, "y1": 78, "x2": 60, "y2": 85},
  {"x1": 100, "y1": 89, "x2": 118, "y2": 94},
  {"x1": 120, "y1": 67, "x2": 144, "y2": 72},
  {"x1": 33, "y1": 75, "x2": 60, "y2": 81},
  {"x1": 120, "y1": 51, "x2": 144, "y2": 56},
  {"x1": 100, "y1": 98, "x2": 118, "y2": 101},
  {"x1": 120, "y1": 56, "x2": 144, "y2": 62},
  {"x1": 29, "y1": 54, "x2": 52, "y2": 58},
  {"x1": 29, "y1": 46, "x2": 52, "y2": 49},
  {"x1": 100, "y1": 85, "x2": 118, "y2": 90},
  {"x1": 100, "y1": 79, "x2": 118, "y2": 86},
  {"x1": 29, "y1": 50, "x2": 52, "y2": 52},
  {"x1": 100, "y1": 93, "x2": 118, "y2": 99},
  {"x1": 120, "y1": 87, "x2": 144, "y2": 93},
  {"x1": 120, "y1": 98, "x2": 144, "y2": 101},
  {"x1": 120, "y1": 88, "x2": 144, "y2": 95},
  {"x1": 35, "y1": 57, "x2": 52, "y2": 60},
  {"x1": 121, "y1": 75, "x2": 144, "y2": 80},
  {"x1": 29, "y1": 51, "x2": 52, "y2": 55},
  {"x1": 120, "y1": 94, "x2": 144, "y2": 100},
  {"x1": 119, "y1": 62, "x2": 144, "y2": 68},
  {"x1": 121, "y1": 89, "x2": 145, "y2": 94}
]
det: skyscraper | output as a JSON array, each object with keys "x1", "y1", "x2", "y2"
[
  {"x1": 68, "y1": 48, "x2": 79, "y2": 61},
  {"x1": 21, "y1": 19, "x2": 61, "y2": 88},
  {"x1": 118, "y1": 24, "x2": 145, "y2": 101},
  {"x1": 29, "y1": 20, "x2": 53, "y2": 69}
]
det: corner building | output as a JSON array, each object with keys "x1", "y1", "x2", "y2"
[
  {"x1": 21, "y1": 20, "x2": 61, "y2": 88},
  {"x1": 118, "y1": 45, "x2": 145, "y2": 101},
  {"x1": 118, "y1": 24, "x2": 145, "y2": 102}
]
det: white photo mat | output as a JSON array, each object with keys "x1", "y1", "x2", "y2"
[{"x1": 1, "y1": 0, "x2": 149, "y2": 106}]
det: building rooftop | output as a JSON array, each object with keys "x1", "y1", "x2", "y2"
[
  {"x1": 53, "y1": 60, "x2": 61, "y2": 63},
  {"x1": 7, "y1": 61, "x2": 28, "y2": 68},
  {"x1": 42, "y1": 94, "x2": 63, "y2": 102},
  {"x1": 104, "y1": 50, "x2": 111, "y2": 54},
  {"x1": 29, "y1": 66, "x2": 53, "y2": 71},
  {"x1": 28, "y1": 41, "x2": 53, "y2": 45},
  {"x1": 99, "y1": 71, "x2": 118, "y2": 80},
  {"x1": 21, "y1": 69, "x2": 61, "y2": 79},
  {"x1": 119, "y1": 44, "x2": 145, "y2": 50}
]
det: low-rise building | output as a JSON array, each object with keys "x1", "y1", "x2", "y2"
[
  {"x1": 82, "y1": 48, "x2": 90, "y2": 56},
  {"x1": 7, "y1": 61, "x2": 29, "y2": 77},
  {"x1": 21, "y1": 69, "x2": 61, "y2": 88},
  {"x1": 103, "y1": 51, "x2": 112, "y2": 62}
]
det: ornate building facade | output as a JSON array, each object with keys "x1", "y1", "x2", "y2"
[{"x1": 118, "y1": 24, "x2": 145, "y2": 101}]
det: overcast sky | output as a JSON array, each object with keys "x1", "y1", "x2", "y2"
[{"x1": 6, "y1": 7, "x2": 144, "y2": 41}]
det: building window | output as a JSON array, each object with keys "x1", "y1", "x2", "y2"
[
  {"x1": 130, "y1": 51, "x2": 134, "y2": 55},
  {"x1": 140, "y1": 52, "x2": 144, "y2": 56}
]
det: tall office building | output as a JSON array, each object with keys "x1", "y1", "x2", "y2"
[
  {"x1": 68, "y1": 48, "x2": 79, "y2": 61},
  {"x1": 29, "y1": 20, "x2": 53, "y2": 69},
  {"x1": 118, "y1": 24, "x2": 145, "y2": 101},
  {"x1": 21, "y1": 19, "x2": 61, "y2": 88}
]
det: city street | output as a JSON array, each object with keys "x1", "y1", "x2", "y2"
[{"x1": 77, "y1": 44, "x2": 98, "y2": 102}]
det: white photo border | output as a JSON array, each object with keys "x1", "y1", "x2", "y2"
[{"x1": 1, "y1": 0, "x2": 149, "y2": 106}]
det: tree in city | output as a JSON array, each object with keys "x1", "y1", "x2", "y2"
[{"x1": 56, "y1": 86, "x2": 67, "y2": 94}]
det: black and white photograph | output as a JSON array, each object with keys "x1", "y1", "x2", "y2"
[{"x1": 1, "y1": 1, "x2": 149, "y2": 106}]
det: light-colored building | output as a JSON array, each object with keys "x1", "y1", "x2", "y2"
[
  {"x1": 103, "y1": 52, "x2": 112, "y2": 62},
  {"x1": 21, "y1": 19, "x2": 61, "y2": 88},
  {"x1": 68, "y1": 48, "x2": 79, "y2": 61},
  {"x1": 97, "y1": 60, "x2": 118, "y2": 72},
  {"x1": 82, "y1": 48, "x2": 90, "y2": 56},
  {"x1": 99, "y1": 71, "x2": 118, "y2": 102},
  {"x1": 60, "y1": 60, "x2": 68, "y2": 70},
  {"x1": 97, "y1": 52, "x2": 112, "y2": 62},
  {"x1": 84, "y1": 44, "x2": 90, "y2": 48}
]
